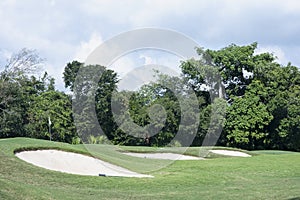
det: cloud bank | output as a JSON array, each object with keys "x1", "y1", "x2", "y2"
[{"x1": 0, "y1": 0, "x2": 299, "y2": 90}]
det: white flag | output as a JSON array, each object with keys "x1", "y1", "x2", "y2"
[{"x1": 48, "y1": 116, "x2": 52, "y2": 125}]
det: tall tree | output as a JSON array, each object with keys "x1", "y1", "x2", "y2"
[
  {"x1": 0, "y1": 48, "x2": 44, "y2": 138},
  {"x1": 254, "y1": 63, "x2": 300, "y2": 151},
  {"x1": 225, "y1": 80, "x2": 273, "y2": 149},
  {"x1": 63, "y1": 61, "x2": 82, "y2": 92},
  {"x1": 64, "y1": 62, "x2": 119, "y2": 142}
]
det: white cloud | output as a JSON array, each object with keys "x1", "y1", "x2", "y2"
[
  {"x1": 117, "y1": 65, "x2": 179, "y2": 91},
  {"x1": 79, "y1": 0, "x2": 213, "y2": 27},
  {"x1": 109, "y1": 56, "x2": 137, "y2": 78},
  {"x1": 139, "y1": 54, "x2": 155, "y2": 65},
  {"x1": 0, "y1": 49, "x2": 12, "y2": 70},
  {"x1": 0, "y1": 49, "x2": 12, "y2": 61},
  {"x1": 73, "y1": 32, "x2": 103, "y2": 62},
  {"x1": 49, "y1": 0, "x2": 56, "y2": 6},
  {"x1": 109, "y1": 50, "x2": 182, "y2": 91},
  {"x1": 1, "y1": 0, "x2": 300, "y2": 91},
  {"x1": 255, "y1": 45, "x2": 289, "y2": 65},
  {"x1": 278, "y1": 0, "x2": 300, "y2": 13}
]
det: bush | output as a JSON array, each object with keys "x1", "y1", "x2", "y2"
[
  {"x1": 71, "y1": 136, "x2": 81, "y2": 144},
  {"x1": 167, "y1": 140, "x2": 182, "y2": 147},
  {"x1": 87, "y1": 135, "x2": 110, "y2": 144}
]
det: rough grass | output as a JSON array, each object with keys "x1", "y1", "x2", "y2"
[{"x1": 0, "y1": 137, "x2": 300, "y2": 199}]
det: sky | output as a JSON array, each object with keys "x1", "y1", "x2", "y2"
[{"x1": 0, "y1": 0, "x2": 300, "y2": 91}]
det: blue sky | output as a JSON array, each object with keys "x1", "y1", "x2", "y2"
[{"x1": 0, "y1": 0, "x2": 300, "y2": 90}]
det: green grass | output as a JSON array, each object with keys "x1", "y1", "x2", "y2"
[
  {"x1": 0, "y1": 137, "x2": 300, "y2": 199},
  {"x1": 251, "y1": 150, "x2": 299, "y2": 155}
]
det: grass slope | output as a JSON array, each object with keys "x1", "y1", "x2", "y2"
[{"x1": 0, "y1": 138, "x2": 300, "y2": 200}]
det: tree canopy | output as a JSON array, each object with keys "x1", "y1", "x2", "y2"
[{"x1": 1, "y1": 44, "x2": 299, "y2": 151}]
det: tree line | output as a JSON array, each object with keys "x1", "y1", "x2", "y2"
[{"x1": 0, "y1": 43, "x2": 299, "y2": 151}]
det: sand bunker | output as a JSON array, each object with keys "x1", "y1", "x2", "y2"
[
  {"x1": 15, "y1": 150, "x2": 152, "y2": 178},
  {"x1": 209, "y1": 150, "x2": 251, "y2": 157},
  {"x1": 123, "y1": 152, "x2": 204, "y2": 160}
]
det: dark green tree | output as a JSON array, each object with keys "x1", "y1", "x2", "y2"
[
  {"x1": 64, "y1": 62, "x2": 119, "y2": 142},
  {"x1": 254, "y1": 63, "x2": 300, "y2": 151},
  {"x1": 63, "y1": 61, "x2": 82, "y2": 92},
  {"x1": 225, "y1": 80, "x2": 273, "y2": 149}
]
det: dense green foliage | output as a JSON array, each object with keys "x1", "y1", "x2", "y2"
[
  {"x1": 0, "y1": 49, "x2": 77, "y2": 142},
  {"x1": 26, "y1": 91, "x2": 75, "y2": 143},
  {"x1": 180, "y1": 43, "x2": 300, "y2": 151},
  {"x1": 1, "y1": 44, "x2": 300, "y2": 151}
]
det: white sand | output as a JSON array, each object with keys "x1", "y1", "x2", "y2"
[
  {"x1": 209, "y1": 150, "x2": 251, "y2": 157},
  {"x1": 15, "y1": 150, "x2": 152, "y2": 178},
  {"x1": 123, "y1": 152, "x2": 204, "y2": 160}
]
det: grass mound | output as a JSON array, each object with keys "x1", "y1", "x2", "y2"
[{"x1": 0, "y1": 137, "x2": 299, "y2": 199}]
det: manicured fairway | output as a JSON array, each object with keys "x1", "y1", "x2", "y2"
[{"x1": 0, "y1": 138, "x2": 299, "y2": 199}]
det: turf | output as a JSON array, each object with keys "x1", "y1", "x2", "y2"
[{"x1": 0, "y1": 137, "x2": 300, "y2": 199}]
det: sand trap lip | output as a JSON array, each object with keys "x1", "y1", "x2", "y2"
[
  {"x1": 15, "y1": 150, "x2": 152, "y2": 178},
  {"x1": 209, "y1": 150, "x2": 251, "y2": 157},
  {"x1": 123, "y1": 152, "x2": 204, "y2": 160}
]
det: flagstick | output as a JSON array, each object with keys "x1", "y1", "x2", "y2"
[{"x1": 48, "y1": 116, "x2": 52, "y2": 141}]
